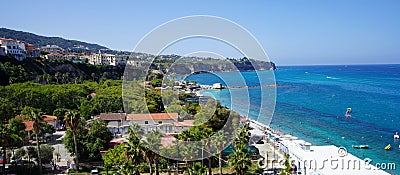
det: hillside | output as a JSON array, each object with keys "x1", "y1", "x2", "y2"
[
  {"x1": 0, "y1": 56, "x2": 124, "y2": 85},
  {"x1": 0, "y1": 28, "x2": 108, "y2": 51}
]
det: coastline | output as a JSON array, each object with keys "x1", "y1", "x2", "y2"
[{"x1": 196, "y1": 88, "x2": 392, "y2": 175}]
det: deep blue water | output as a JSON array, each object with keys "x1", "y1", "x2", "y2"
[{"x1": 188, "y1": 64, "x2": 400, "y2": 174}]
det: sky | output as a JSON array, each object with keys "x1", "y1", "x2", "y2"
[{"x1": 2, "y1": 0, "x2": 400, "y2": 65}]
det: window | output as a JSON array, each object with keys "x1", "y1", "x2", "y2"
[
  {"x1": 145, "y1": 121, "x2": 148, "y2": 124},
  {"x1": 158, "y1": 121, "x2": 162, "y2": 124}
]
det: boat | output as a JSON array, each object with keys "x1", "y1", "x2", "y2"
[
  {"x1": 345, "y1": 108, "x2": 352, "y2": 117},
  {"x1": 352, "y1": 145, "x2": 369, "y2": 149},
  {"x1": 385, "y1": 144, "x2": 391, "y2": 150},
  {"x1": 394, "y1": 132, "x2": 399, "y2": 139}
]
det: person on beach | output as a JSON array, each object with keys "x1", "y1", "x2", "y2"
[{"x1": 291, "y1": 161, "x2": 297, "y2": 174}]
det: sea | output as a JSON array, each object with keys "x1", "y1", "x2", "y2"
[{"x1": 187, "y1": 64, "x2": 400, "y2": 174}]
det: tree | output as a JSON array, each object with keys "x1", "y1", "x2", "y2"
[
  {"x1": 151, "y1": 79, "x2": 162, "y2": 87},
  {"x1": 103, "y1": 143, "x2": 129, "y2": 169},
  {"x1": 116, "y1": 161, "x2": 136, "y2": 175},
  {"x1": 0, "y1": 98, "x2": 15, "y2": 123},
  {"x1": 229, "y1": 124, "x2": 252, "y2": 175},
  {"x1": 63, "y1": 119, "x2": 112, "y2": 163},
  {"x1": 40, "y1": 145, "x2": 55, "y2": 164},
  {"x1": 85, "y1": 120, "x2": 113, "y2": 160},
  {"x1": 143, "y1": 130, "x2": 163, "y2": 175},
  {"x1": 39, "y1": 123, "x2": 56, "y2": 137},
  {"x1": 54, "y1": 72, "x2": 60, "y2": 83},
  {"x1": 44, "y1": 74, "x2": 51, "y2": 84},
  {"x1": 212, "y1": 130, "x2": 227, "y2": 175},
  {"x1": 0, "y1": 123, "x2": 23, "y2": 174},
  {"x1": 91, "y1": 73, "x2": 96, "y2": 82},
  {"x1": 64, "y1": 110, "x2": 80, "y2": 170},
  {"x1": 7, "y1": 118, "x2": 26, "y2": 139},
  {"x1": 185, "y1": 162, "x2": 206, "y2": 175},
  {"x1": 125, "y1": 124, "x2": 145, "y2": 166},
  {"x1": 62, "y1": 72, "x2": 70, "y2": 84},
  {"x1": 22, "y1": 107, "x2": 45, "y2": 175},
  {"x1": 228, "y1": 144, "x2": 251, "y2": 175}
]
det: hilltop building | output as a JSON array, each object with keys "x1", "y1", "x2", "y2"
[
  {"x1": 40, "y1": 45, "x2": 64, "y2": 54},
  {"x1": 0, "y1": 38, "x2": 26, "y2": 61},
  {"x1": 25, "y1": 43, "x2": 40, "y2": 58},
  {"x1": 0, "y1": 46, "x2": 5, "y2": 56},
  {"x1": 88, "y1": 53, "x2": 127, "y2": 66}
]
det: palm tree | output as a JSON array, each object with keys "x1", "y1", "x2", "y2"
[
  {"x1": 228, "y1": 144, "x2": 251, "y2": 175},
  {"x1": 44, "y1": 74, "x2": 51, "y2": 84},
  {"x1": 78, "y1": 76, "x2": 83, "y2": 84},
  {"x1": 64, "y1": 110, "x2": 81, "y2": 171},
  {"x1": 55, "y1": 72, "x2": 60, "y2": 83},
  {"x1": 38, "y1": 74, "x2": 44, "y2": 84},
  {"x1": 116, "y1": 161, "x2": 135, "y2": 175},
  {"x1": 73, "y1": 77, "x2": 79, "y2": 84},
  {"x1": 62, "y1": 72, "x2": 70, "y2": 84},
  {"x1": 144, "y1": 130, "x2": 162, "y2": 175},
  {"x1": 125, "y1": 124, "x2": 145, "y2": 165},
  {"x1": 91, "y1": 73, "x2": 96, "y2": 82},
  {"x1": 197, "y1": 128, "x2": 213, "y2": 175},
  {"x1": 23, "y1": 108, "x2": 45, "y2": 175},
  {"x1": 186, "y1": 162, "x2": 206, "y2": 175},
  {"x1": 233, "y1": 124, "x2": 252, "y2": 146},
  {"x1": 212, "y1": 130, "x2": 227, "y2": 175}
]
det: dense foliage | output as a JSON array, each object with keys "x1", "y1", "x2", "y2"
[
  {"x1": 62, "y1": 119, "x2": 113, "y2": 161},
  {"x1": 0, "y1": 56, "x2": 125, "y2": 86},
  {"x1": 0, "y1": 80, "x2": 124, "y2": 121}
]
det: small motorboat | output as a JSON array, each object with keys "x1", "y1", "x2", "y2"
[
  {"x1": 352, "y1": 145, "x2": 369, "y2": 149},
  {"x1": 394, "y1": 132, "x2": 399, "y2": 139},
  {"x1": 385, "y1": 144, "x2": 391, "y2": 150},
  {"x1": 345, "y1": 108, "x2": 352, "y2": 117}
]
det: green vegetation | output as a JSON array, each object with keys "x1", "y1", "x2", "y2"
[
  {"x1": 0, "y1": 58, "x2": 264, "y2": 174},
  {"x1": 62, "y1": 119, "x2": 113, "y2": 162},
  {"x1": 0, "y1": 55, "x2": 125, "y2": 86},
  {"x1": 0, "y1": 80, "x2": 124, "y2": 121},
  {"x1": 21, "y1": 106, "x2": 46, "y2": 174}
]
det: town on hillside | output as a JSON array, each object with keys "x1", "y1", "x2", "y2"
[{"x1": 0, "y1": 37, "x2": 133, "y2": 66}]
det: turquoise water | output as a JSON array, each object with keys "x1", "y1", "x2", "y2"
[{"x1": 188, "y1": 64, "x2": 400, "y2": 174}]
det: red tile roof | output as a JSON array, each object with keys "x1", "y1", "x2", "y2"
[
  {"x1": 100, "y1": 113, "x2": 126, "y2": 121},
  {"x1": 15, "y1": 115, "x2": 58, "y2": 131},
  {"x1": 173, "y1": 120, "x2": 194, "y2": 127},
  {"x1": 126, "y1": 113, "x2": 179, "y2": 121}
]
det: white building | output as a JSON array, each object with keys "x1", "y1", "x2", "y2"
[
  {"x1": 99, "y1": 112, "x2": 194, "y2": 136},
  {"x1": 115, "y1": 55, "x2": 128, "y2": 66},
  {"x1": 40, "y1": 45, "x2": 64, "y2": 54},
  {"x1": 44, "y1": 53, "x2": 64, "y2": 60},
  {"x1": 173, "y1": 120, "x2": 194, "y2": 132},
  {"x1": 0, "y1": 38, "x2": 26, "y2": 61},
  {"x1": 279, "y1": 140, "x2": 391, "y2": 175},
  {"x1": 63, "y1": 54, "x2": 85, "y2": 63},
  {"x1": 99, "y1": 113, "x2": 130, "y2": 136},
  {"x1": 89, "y1": 53, "x2": 117, "y2": 66},
  {"x1": 0, "y1": 46, "x2": 5, "y2": 56},
  {"x1": 212, "y1": 83, "x2": 223, "y2": 89},
  {"x1": 126, "y1": 113, "x2": 179, "y2": 134}
]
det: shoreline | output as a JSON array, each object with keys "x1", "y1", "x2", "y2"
[
  {"x1": 195, "y1": 89, "x2": 391, "y2": 174},
  {"x1": 246, "y1": 119, "x2": 391, "y2": 175}
]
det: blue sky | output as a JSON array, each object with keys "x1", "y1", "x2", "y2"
[{"x1": 2, "y1": 0, "x2": 400, "y2": 65}]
